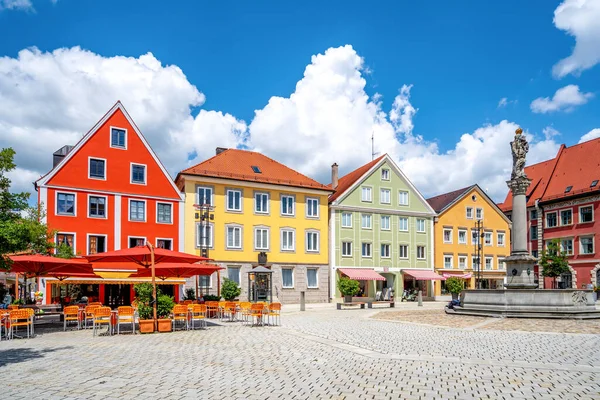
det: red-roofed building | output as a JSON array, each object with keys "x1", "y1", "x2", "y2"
[{"x1": 499, "y1": 139, "x2": 600, "y2": 289}]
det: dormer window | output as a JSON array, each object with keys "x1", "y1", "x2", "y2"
[
  {"x1": 110, "y1": 127, "x2": 127, "y2": 149},
  {"x1": 591, "y1": 180, "x2": 598, "y2": 188},
  {"x1": 381, "y1": 169, "x2": 390, "y2": 181},
  {"x1": 251, "y1": 166, "x2": 261, "y2": 173},
  {"x1": 565, "y1": 186, "x2": 572, "y2": 193}
]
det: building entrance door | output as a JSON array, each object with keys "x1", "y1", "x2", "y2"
[{"x1": 104, "y1": 284, "x2": 131, "y2": 308}]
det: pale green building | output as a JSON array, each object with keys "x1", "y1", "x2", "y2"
[{"x1": 328, "y1": 154, "x2": 437, "y2": 301}]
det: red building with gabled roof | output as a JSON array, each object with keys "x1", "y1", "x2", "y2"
[
  {"x1": 35, "y1": 102, "x2": 184, "y2": 306},
  {"x1": 499, "y1": 138, "x2": 600, "y2": 289}
]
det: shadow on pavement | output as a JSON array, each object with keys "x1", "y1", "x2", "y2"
[{"x1": 0, "y1": 346, "x2": 73, "y2": 368}]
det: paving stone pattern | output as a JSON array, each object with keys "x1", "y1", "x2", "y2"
[{"x1": 1, "y1": 309, "x2": 599, "y2": 399}]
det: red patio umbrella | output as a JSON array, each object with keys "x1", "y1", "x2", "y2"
[
  {"x1": 131, "y1": 263, "x2": 223, "y2": 280},
  {"x1": 84, "y1": 244, "x2": 212, "y2": 329},
  {"x1": 8, "y1": 255, "x2": 93, "y2": 278}
]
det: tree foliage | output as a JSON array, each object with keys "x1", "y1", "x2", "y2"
[
  {"x1": 445, "y1": 277, "x2": 464, "y2": 294},
  {"x1": 221, "y1": 278, "x2": 241, "y2": 300},
  {"x1": 0, "y1": 148, "x2": 55, "y2": 270},
  {"x1": 337, "y1": 277, "x2": 360, "y2": 296},
  {"x1": 540, "y1": 239, "x2": 570, "y2": 288}
]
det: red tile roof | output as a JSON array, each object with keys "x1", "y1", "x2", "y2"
[
  {"x1": 178, "y1": 148, "x2": 331, "y2": 191},
  {"x1": 329, "y1": 155, "x2": 386, "y2": 202},
  {"x1": 499, "y1": 137, "x2": 600, "y2": 211},
  {"x1": 426, "y1": 186, "x2": 473, "y2": 213}
]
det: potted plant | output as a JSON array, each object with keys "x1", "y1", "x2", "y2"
[
  {"x1": 184, "y1": 288, "x2": 196, "y2": 301},
  {"x1": 337, "y1": 277, "x2": 360, "y2": 303},
  {"x1": 156, "y1": 294, "x2": 175, "y2": 332},
  {"x1": 445, "y1": 277, "x2": 464, "y2": 301},
  {"x1": 134, "y1": 283, "x2": 155, "y2": 334},
  {"x1": 221, "y1": 278, "x2": 241, "y2": 301}
]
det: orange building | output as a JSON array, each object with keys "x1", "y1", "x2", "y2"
[{"x1": 35, "y1": 102, "x2": 184, "y2": 306}]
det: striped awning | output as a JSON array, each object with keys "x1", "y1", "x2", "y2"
[
  {"x1": 442, "y1": 273, "x2": 472, "y2": 279},
  {"x1": 403, "y1": 269, "x2": 445, "y2": 281},
  {"x1": 339, "y1": 268, "x2": 386, "y2": 281}
]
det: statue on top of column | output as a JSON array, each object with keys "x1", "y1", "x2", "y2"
[{"x1": 511, "y1": 128, "x2": 529, "y2": 180}]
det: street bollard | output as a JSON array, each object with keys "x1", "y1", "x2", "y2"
[
  {"x1": 418, "y1": 290, "x2": 423, "y2": 307},
  {"x1": 300, "y1": 291, "x2": 305, "y2": 311}
]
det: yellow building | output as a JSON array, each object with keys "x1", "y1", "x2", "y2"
[
  {"x1": 426, "y1": 185, "x2": 511, "y2": 298},
  {"x1": 175, "y1": 148, "x2": 332, "y2": 303}
]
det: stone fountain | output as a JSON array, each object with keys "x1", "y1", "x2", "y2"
[{"x1": 448, "y1": 128, "x2": 600, "y2": 319}]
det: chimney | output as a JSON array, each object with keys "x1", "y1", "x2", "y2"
[
  {"x1": 53, "y1": 145, "x2": 74, "y2": 168},
  {"x1": 332, "y1": 163, "x2": 339, "y2": 190},
  {"x1": 216, "y1": 147, "x2": 228, "y2": 155}
]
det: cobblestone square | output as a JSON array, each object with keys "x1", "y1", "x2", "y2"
[{"x1": 1, "y1": 304, "x2": 599, "y2": 399}]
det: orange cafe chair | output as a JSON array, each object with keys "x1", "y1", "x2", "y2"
[
  {"x1": 117, "y1": 306, "x2": 135, "y2": 335},
  {"x1": 92, "y1": 307, "x2": 112, "y2": 337},
  {"x1": 7, "y1": 305, "x2": 19, "y2": 311},
  {"x1": 189, "y1": 304, "x2": 207, "y2": 330},
  {"x1": 249, "y1": 303, "x2": 264, "y2": 327},
  {"x1": 63, "y1": 305, "x2": 80, "y2": 331},
  {"x1": 84, "y1": 305, "x2": 100, "y2": 329},
  {"x1": 9, "y1": 309, "x2": 32, "y2": 339},
  {"x1": 268, "y1": 302, "x2": 282, "y2": 326},
  {"x1": 239, "y1": 302, "x2": 251, "y2": 325},
  {"x1": 205, "y1": 301, "x2": 218, "y2": 318},
  {"x1": 172, "y1": 304, "x2": 189, "y2": 331}
]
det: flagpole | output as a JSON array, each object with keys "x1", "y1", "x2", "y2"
[{"x1": 147, "y1": 243, "x2": 157, "y2": 331}]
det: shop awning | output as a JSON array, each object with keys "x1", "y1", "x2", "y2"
[
  {"x1": 403, "y1": 269, "x2": 445, "y2": 280},
  {"x1": 442, "y1": 272, "x2": 472, "y2": 279},
  {"x1": 45, "y1": 277, "x2": 186, "y2": 285},
  {"x1": 339, "y1": 268, "x2": 386, "y2": 281}
]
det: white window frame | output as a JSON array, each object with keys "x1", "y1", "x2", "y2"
[
  {"x1": 380, "y1": 243, "x2": 391, "y2": 259},
  {"x1": 306, "y1": 197, "x2": 319, "y2": 218},
  {"x1": 497, "y1": 231, "x2": 506, "y2": 247},
  {"x1": 109, "y1": 126, "x2": 128, "y2": 150},
  {"x1": 530, "y1": 225, "x2": 538, "y2": 240},
  {"x1": 130, "y1": 163, "x2": 147, "y2": 185},
  {"x1": 466, "y1": 207, "x2": 473, "y2": 219},
  {"x1": 306, "y1": 268, "x2": 319, "y2": 289},
  {"x1": 444, "y1": 255, "x2": 453, "y2": 269},
  {"x1": 254, "y1": 192, "x2": 269, "y2": 214},
  {"x1": 560, "y1": 238, "x2": 574, "y2": 256},
  {"x1": 226, "y1": 189, "x2": 243, "y2": 212},
  {"x1": 485, "y1": 257, "x2": 493, "y2": 270},
  {"x1": 381, "y1": 169, "x2": 390, "y2": 181},
  {"x1": 280, "y1": 229, "x2": 295, "y2": 252},
  {"x1": 416, "y1": 219, "x2": 425, "y2": 233},
  {"x1": 56, "y1": 191, "x2": 77, "y2": 217},
  {"x1": 227, "y1": 266, "x2": 241, "y2": 285},
  {"x1": 305, "y1": 230, "x2": 320, "y2": 253},
  {"x1": 197, "y1": 186, "x2": 214, "y2": 206},
  {"x1": 458, "y1": 229, "x2": 467, "y2": 244},
  {"x1": 361, "y1": 186, "x2": 373, "y2": 202},
  {"x1": 87, "y1": 194, "x2": 107, "y2": 219},
  {"x1": 254, "y1": 227, "x2": 270, "y2": 251},
  {"x1": 416, "y1": 245, "x2": 426, "y2": 260},
  {"x1": 156, "y1": 202, "x2": 173, "y2": 224},
  {"x1": 399, "y1": 244, "x2": 408, "y2": 259},
  {"x1": 471, "y1": 229, "x2": 480, "y2": 245},
  {"x1": 361, "y1": 242, "x2": 372, "y2": 258},
  {"x1": 380, "y1": 215, "x2": 391, "y2": 231},
  {"x1": 399, "y1": 217, "x2": 408, "y2": 232},
  {"x1": 226, "y1": 225, "x2": 243, "y2": 249},
  {"x1": 497, "y1": 258, "x2": 505, "y2": 270},
  {"x1": 155, "y1": 237, "x2": 173, "y2": 250},
  {"x1": 559, "y1": 208, "x2": 573, "y2": 226},
  {"x1": 579, "y1": 205, "x2": 594, "y2": 224},
  {"x1": 86, "y1": 233, "x2": 107, "y2": 255},
  {"x1": 443, "y1": 228, "x2": 453, "y2": 244},
  {"x1": 458, "y1": 256, "x2": 467, "y2": 269},
  {"x1": 579, "y1": 235, "x2": 594, "y2": 255},
  {"x1": 198, "y1": 274, "x2": 213, "y2": 289},
  {"x1": 398, "y1": 190, "x2": 409, "y2": 206},
  {"x1": 55, "y1": 232, "x2": 76, "y2": 254},
  {"x1": 380, "y1": 188, "x2": 391, "y2": 205},
  {"x1": 341, "y1": 212, "x2": 352, "y2": 228},
  {"x1": 341, "y1": 241, "x2": 352, "y2": 257},
  {"x1": 476, "y1": 207, "x2": 483, "y2": 220},
  {"x1": 361, "y1": 214, "x2": 372, "y2": 229},
  {"x1": 196, "y1": 222, "x2": 214, "y2": 249},
  {"x1": 546, "y1": 211, "x2": 558, "y2": 228},
  {"x1": 127, "y1": 236, "x2": 147, "y2": 248},
  {"x1": 484, "y1": 231, "x2": 492, "y2": 246},
  {"x1": 88, "y1": 157, "x2": 107, "y2": 181},
  {"x1": 282, "y1": 268, "x2": 294, "y2": 289},
  {"x1": 281, "y1": 194, "x2": 295, "y2": 216},
  {"x1": 128, "y1": 199, "x2": 147, "y2": 222}
]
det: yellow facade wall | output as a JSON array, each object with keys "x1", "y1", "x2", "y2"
[
  {"x1": 433, "y1": 187, "x2": 511, "y2": 295},
  {"x1": 182, "y1": 176, "x2": 330, "y2": 265}
]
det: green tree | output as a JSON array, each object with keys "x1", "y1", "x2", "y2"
[
  {"x1": 221, "y1": 278, "x2": 241, "y2": 301},
  {"x1": 0, "y1": 148, "x2": 54, "y2": 270},
  {"x1": 539, "y1": 239, "x2": 570, "y2": 289}
]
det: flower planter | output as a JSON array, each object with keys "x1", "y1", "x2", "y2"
[
  {"x1": 157, "y1": 319, "x2": 172, "y2": 332},
  {"x1": 139, "y1": 319, "x2": 155, "y2": 334},
  {"x1": 344, "y1": 295, "x2": 353, "y2": 303}
]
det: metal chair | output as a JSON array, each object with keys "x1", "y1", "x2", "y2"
[
  {"x1": 268, "y1": 302, "x2": 282, "y2": 326},
  {"x1": 116, "y1": 306, "x2": 135, "y2": 335},
  {"x1": 84, "y1": 305, "x2": 100, "y2": 329},
  {"x1": 223, "y1": 302, "x2": 237, "y2": 322},
  {"x1": 8, "y1": 309, "x2": 32, "y2": 339},
  {"x1": 189, "y1": 304, "x2": 207, "y2": 330},
  {"x1": 205, "y1": 301, "x2": 218, "y2": 318},
  {"x1": 172, "y1": 305, "x2": 189, "y2": 331},
  {"x1": 249, "y1": 303, "x2": 265, "y2": 327},
  {"x1": 92, "y1": 307, "x2": 112, "y2": 336},
  {"x1": 217, "y1": 301, "x2": 226, "y2": 321},
  {"x1": 63, "y1": 305, "x2": 80, "y2": 331},
  {"x1": 239, "y1": 302, "x2": 251, "y2": 325}
]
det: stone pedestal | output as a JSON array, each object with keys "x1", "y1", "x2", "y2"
[{"x1": 504, "y1": 253, "x2": 538, "y2": 289}]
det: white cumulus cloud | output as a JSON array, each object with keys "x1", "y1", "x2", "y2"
[
  {"x1": 552, "y1": 0, "x2": 600, "y2": 78},
  {"x1": 1, "y1": 45, "x2": 562, "y2": 203},
  {"x1": 530, "y1": 84, "x2": 593, "y2": 113},
  {"x1": 0, "y1": 0, "x2": 33, "y2": 11},
  {"x1": 579, "y1": 128, "x2": 600, "y2": 143}
]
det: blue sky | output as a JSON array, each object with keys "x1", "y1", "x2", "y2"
[{"x1": 0, "y1": 0, "x2": 598, "y2": 200}]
